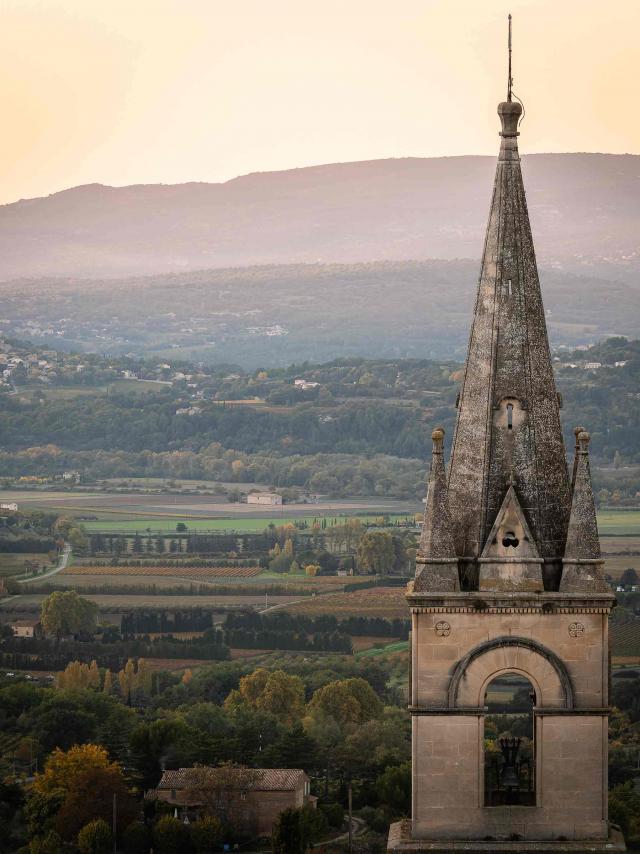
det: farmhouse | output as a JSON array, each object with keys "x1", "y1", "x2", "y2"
[
  {"x1": 247, "y1": 492, "x2": 282, "y2": 506},
  {"x1": 149, "y1": 767, "x2": 314, "y2": 837},
  {"x1": 10, "y1": 618, "x2": 43, "y2": 639}
]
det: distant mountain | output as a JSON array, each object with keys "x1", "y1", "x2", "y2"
[{"x1": 1, "y1": 154, "x2": 640, "y2": 280}]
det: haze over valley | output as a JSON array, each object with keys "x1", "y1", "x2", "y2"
[{"x1": 2, "y1": 153, "x2": 640, "y2": 366}]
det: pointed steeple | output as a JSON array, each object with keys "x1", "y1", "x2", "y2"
[
  {"x1": 445, "y1": 62, "x2": 571, "y2": 585},
  {"x1": 571, "y1": 425, "x2": 586, "y2": 493},
  {"x1": 414, "y1": 428, "x2": 459, "y2": 592},
  {"x1": 561, "y1": 431, "x2": 609, "y2": 593}
]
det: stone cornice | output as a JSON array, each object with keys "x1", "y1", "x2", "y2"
[
  {"x1": 406, "y1": 589, "x2": 615, "y2": 614},
  {"x1": 408, "y1": 706, "x2": 611, "y2": 717}
]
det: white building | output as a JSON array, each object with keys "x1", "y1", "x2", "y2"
[
  {"x1": 247, "y1": 492, "x2": 283, "y2": 506},
  {"x1": 11, "y1": 619, "x2": 41, "y2": 638},
  {"x1": 0, "y1": 502, "x2": 18, "y2": 512}
]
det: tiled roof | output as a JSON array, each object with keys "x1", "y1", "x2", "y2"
[{"x1": 157, "y1": 767, "x2": 307, "y2": 792}]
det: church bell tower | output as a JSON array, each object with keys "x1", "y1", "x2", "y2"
[{"x1": 388, "y1": 18, "x2": 624, "y2": 854}]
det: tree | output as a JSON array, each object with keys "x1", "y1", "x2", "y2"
[
  {"x1": 77, "y1": 819, "x2": 112, "y2": 854},
  {"x1": 153, "y1": 815, "x2": 190, "y2": 854},
  {"x1": 271, "y1": 807, "x2": 305, "y2": 854},
  {"x1": 262, "y1": 723, "x2": 317, "y2": 769},
  {"x1": 0, "y1": 780, "x2": 24, "y2": 854},
  {"x1": 308, "y1": 678, "x2": 382, "y2": 726},
  {"x1": 271, "y1": 805, "x2": 327, "y2": 854},
  {"x1": 356, "y1": 532, "x2": 395, "y2": 574},
  {"x1": 122, "y1": 822, "x2": 152, "y2": 854},
  {"x1": 269, "y1": 552, "x2": 293, "y2": 573},
  {"x1": 375, "y1": 761, "x2": 411, "y2": 815},
  {"x1": 88, "y1": 660, "x2": 101, "y2": 689},
  {"x1": 68, "y1": 526, "x2": 88, "y2": 553},
  {"x1": 55, "y1": 765, "x2": 137, "y2": 841},
  {"x1": 25, "y1": 700, "x2": 96, "y2": 753},
  {"x1": 609, "y1": 780, "x2": 640, "y2": 841},
  {"x1": 191, "y1": 816, "x2": 224, "y2": 852},
  {"x1": 224, "y1": 668, "x2": 305, "y2": 725},
  {"x1": 621, "y1": 568, "x2": 639, "y2": 588},
  {"x1": 33, "y1": 744, "x2": 114, "y2": 798},
  {"x1": 130, "y1": 719, "x2": 184, "y2": 789},
  {"x1": 40, "y1": 590, "x2": 99, "y2": 640},
  {"x1": 28, "y1": 831, "x2": 64, "y2": 854},
  {"x1": 176, "y1": 522, "x2": 188, "y2": 532}
]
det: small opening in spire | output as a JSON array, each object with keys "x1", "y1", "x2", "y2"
[
  {"x1": 507, "y1": 403, "x2": 514, "y2": 430},
  {"x1": 502, "y1": 531, "x2": 519, "y2": 548},
  {"x1": 507, "y1": 279, "x2": 512, "y2": 297}
]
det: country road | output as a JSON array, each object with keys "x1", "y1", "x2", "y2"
[{"x1": 16, "y1": 543, "x2": 71, "y2": 585}]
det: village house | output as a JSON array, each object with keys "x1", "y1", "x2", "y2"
[
  {"x1": 149, "y1": 767, "x2": 314, "y2": 837},
  {"x1": 10, "y1": 618, "x2": 43, "y2": 639},
  {"x1": 247, "y1": 492, "x2": 282, "y2": 506}
]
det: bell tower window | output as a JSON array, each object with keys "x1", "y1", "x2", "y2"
[{"x1": 484, "y1": 674, "x2": 536, "y2": 807}]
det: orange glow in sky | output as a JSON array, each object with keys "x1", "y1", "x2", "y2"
[{"x1": 0, "y1": 0, "x2": 638, "y2": 204}]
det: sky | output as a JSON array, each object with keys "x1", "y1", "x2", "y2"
[{"x1": 0, "y1": 0, "x2": 638, "y2": 204}]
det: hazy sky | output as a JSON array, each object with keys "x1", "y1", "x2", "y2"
[{"x1": 0, "y1": 0, "x2": 638, "y2": 204}]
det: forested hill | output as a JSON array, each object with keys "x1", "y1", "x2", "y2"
[
  {"x1": 2, "y1": 337, "x2": 640, "y2": 501},
  {"x1": 1, "y1": 153, "x2": 640, "y2": 279}
]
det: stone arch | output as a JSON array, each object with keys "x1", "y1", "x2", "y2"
[{"x1": 448, "y1": 636, "x2": 574, "y2": 709}]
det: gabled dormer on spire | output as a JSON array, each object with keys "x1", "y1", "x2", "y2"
[
  {"x1": 445, "y1": 77, "x2": 571, "y2": 589},
  {"x1": 414, "y1": 428, "x2": 459, "y2": 592},
  {"x1": 478, "y1": 482, "x2": 544, "y2": 592},
  {"x1": 561, "y1": 431, "x2": 610, "y2": 593}
]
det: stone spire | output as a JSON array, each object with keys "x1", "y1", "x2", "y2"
[
  {"x1": 561, "y1": 431, "x2": 609, "y2": 593},
  {"x1": 414, "y1": 428, "x2": 459, "y2": 592},
  {"x1": 445, "y1": 89, "x2": 571, "y2": 586}
]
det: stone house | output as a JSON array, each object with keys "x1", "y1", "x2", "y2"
[
  {"x1": 150, "y1": 767, "x2": 314, "y2": 837},
  {"x1": 10, "y1": 618, "x2": 43, "y2": 639},
  {"x1": 247, "y1": 492, "x2": 282, "y2": 506}
]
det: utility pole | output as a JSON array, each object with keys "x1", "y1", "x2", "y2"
[
  {"x1": 348, "y1": 780, "x2": 353, "y2": 854},
  {"x1": 113, "y1": 793, "x2": 117, "y2": 853}
]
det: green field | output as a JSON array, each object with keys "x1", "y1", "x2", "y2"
[
  {"x1": 15, "y1": 379, "x2": 166, "y2": 401},
  {"x1": 597, "y1": 510, "x2": 640, "y2": 535},
  {"x1": 0, "y1": 553, "x2": 53, "y2": 578},
  {"x1": 81, "y1": 514, "x2": 414, "y2": 534},
  {"x1": 355, "y1": 640, "x2": 409, "y2": 658}
]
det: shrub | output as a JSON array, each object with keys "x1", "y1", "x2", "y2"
[
  {"x1": 153, "y1": 815, "x2": 190, "y2": 854},
  {"x1": 77, "y1": 819, "x2": 113, "y2": 854},
  {"x1": 123, "y1": 822, "x2": 152, "y2": 854},
  {"x1": 29, "y1": 831, "x2": 64, "y2": 854},
  {"x1": 190, "y1": 816, "x2": 224, "y2": 853},
  {"x1": 319, "y1": 802, "x2": 344, "y2": 829}
]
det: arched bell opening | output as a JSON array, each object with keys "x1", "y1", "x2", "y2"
[{"x1": 483, "y1": 673, "x2": 536, "y2": 807}]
